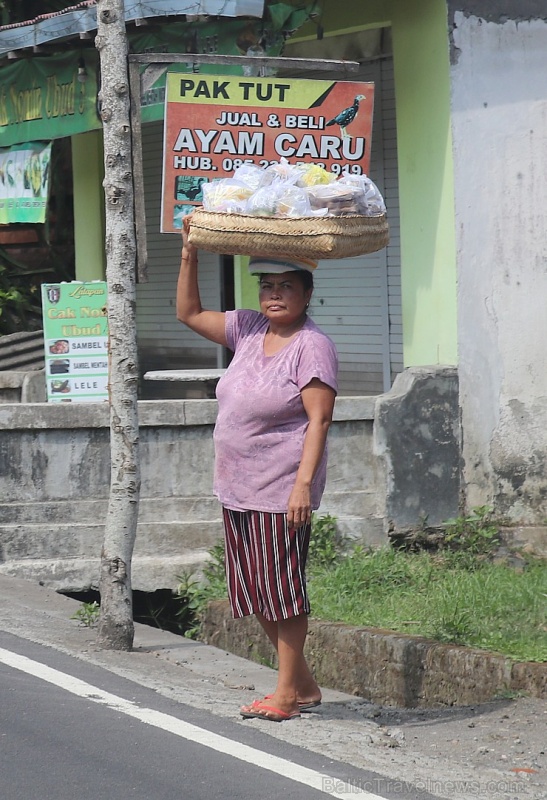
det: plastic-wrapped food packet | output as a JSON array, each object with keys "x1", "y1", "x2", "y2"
[
  {"x1": 338, "y1": 175, "x2": 386, "y2": 215},
  {"x1": 243, "y1": 186, "x2": 278, "y2": 216},
  {"x1": 202, "y1": 179, "x2": 254, "y2": 213},
  {"x1": 304, "y1": 175, "x2": 386, "y2": 216},
  {"x1": 275, "y1": 184, "x2": 313, "y2": 217},
  {"x1": 306, "y1": 183, "x2": 363, "y2": 216},
  {"x1": 232, "y1": 164, "x2": 264, "y2": 192},
  {"x1": 244, "y1": 181, "x2": 312, "y2": 217},
  {"x1": 296, "y1": 163, "x2": 336, "y2": 188},
  {"x1": 257, "y1": 157, "x2": 302, "y2": 188}
]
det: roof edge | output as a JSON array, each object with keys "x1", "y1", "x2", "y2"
[{"x1": 0, "y1": 0, "x2": 266, "y2": 57}]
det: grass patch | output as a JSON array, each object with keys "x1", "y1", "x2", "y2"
[
  {"x1": 176, "y1": 512, "x2": 547, "y2": 662},
  {"x1": 307, "y1": 548, "x2": 547, "y2": 662}
]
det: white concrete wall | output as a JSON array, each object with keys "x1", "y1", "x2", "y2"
[
  {"x1": 0, "y1": 369, "x2": 462, "y2": 593},
  {"x1": 0, "y1": 398, "x2": 383, "y2": 592},
  {"x1": 451, "y1": 12, "x2": 547, "y2": 521}
]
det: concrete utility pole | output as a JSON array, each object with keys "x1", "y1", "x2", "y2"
[{"x1": 95, "y1": 0, "x2": 140, "y2": 650}]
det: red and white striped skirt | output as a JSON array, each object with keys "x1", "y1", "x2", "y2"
[{"x1": 222, "y1": 507, "x2": 311, "y2": 622}]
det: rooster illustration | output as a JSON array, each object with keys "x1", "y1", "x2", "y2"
[{"x1": 325, "y1": 94, "x2": 366, "y2": 139}]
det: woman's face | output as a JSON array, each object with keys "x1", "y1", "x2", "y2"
[{"x1": 258, "y1": 272, "x2": 312, "y2": 327}]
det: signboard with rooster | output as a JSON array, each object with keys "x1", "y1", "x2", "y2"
[{"x1": 161, "y1": 74, "x2": 374, "y2": 233}]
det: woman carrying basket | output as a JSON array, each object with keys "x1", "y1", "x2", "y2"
[{"x1": 177, "y1": 216, "x2": 338, "y2": 722}]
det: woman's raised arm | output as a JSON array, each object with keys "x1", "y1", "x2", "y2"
[{"x1": 176, "y1": 215, "x2": 228, "y2": 347}]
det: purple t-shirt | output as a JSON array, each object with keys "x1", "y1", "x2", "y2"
[{"x1": 213, "y1": 309, "x2": 338, "y2": 513}]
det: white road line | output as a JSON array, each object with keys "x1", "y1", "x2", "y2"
[{"x1": 0, "y1": 646, "x2": 383, "y2": 800}]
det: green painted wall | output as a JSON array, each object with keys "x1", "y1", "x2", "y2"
[
  {"x1": 260, "y1": 0, "x2": 458, "y2": 367},
  {"x1": 234, "y1": 255, "x2": 260, "y2": 310},
  {"x1": 389, "y1": 0, "x2": 457, "y2": 366},
  {"x1": 71, "y1": 131, "x2": 106, "y2": 281}
]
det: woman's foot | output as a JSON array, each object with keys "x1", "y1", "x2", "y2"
[
  {"x1": 261, "y1": 690, "x2": 322, "y2": 710},
  {"x1": 296, "y1": 677, "x2": 322, "y2": 709},
  {"x1": 298, "y1": 697, "x2": 322, "y2": 711},
  {"x1": 240, "y1": 698, "x2": 300, "y2": 722}
]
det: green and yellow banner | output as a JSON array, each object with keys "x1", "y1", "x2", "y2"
[
  {"x1": 0, "y1": 52, "x2": 101, "y2": 148},
  {"x1": 0, "y1": 142, "x2": 51, "y2": 223}
]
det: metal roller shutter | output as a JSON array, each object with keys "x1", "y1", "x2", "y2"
[{"x1": 136, "y1": 121, "x2": 223, "y2": 384}]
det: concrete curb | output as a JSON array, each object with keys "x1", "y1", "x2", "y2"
[{"x1": 202, "y1": 600, "x2": 546, "y2": 708}]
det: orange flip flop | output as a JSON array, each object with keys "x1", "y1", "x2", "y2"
[
  {"x1": 263, "y1": 693, "x2": 322, "y2": 712},
  {"x1": 240, "y1": 702, "x2": 301, "y2": 722},
  {"x1": 298, "y1": 699, "x2": 322, "y2": 711}
]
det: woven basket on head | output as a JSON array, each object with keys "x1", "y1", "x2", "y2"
[{"x1": 187, "y1": 209, "x2": 389, "y2": 260}]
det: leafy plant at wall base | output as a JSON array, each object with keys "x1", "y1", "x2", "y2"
[
  {"x1": 442, "y1": 506, "x2": 501, "y2": 567},
  {"x1": 175, "y1": 542, "x2": 228, "y2": 639},
  {"x1": 71, "y1": 601, "x2": 100, "y2": 627},
  {"x1": 428, "y1": 605, "x2": 476, "y2": 645},
  {"x1": 308, "y1": 513, "x2": 346, "y2": 571},
  {"x1": 134, "y1": 591, "x2": 196, "y2": 636}
]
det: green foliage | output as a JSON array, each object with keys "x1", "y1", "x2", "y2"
[
  {"x1": 125, "y1": 510, "x2": 547, "y2": 663},
  {"x1": 308, "y1": 546, "x2": 547, "y2": 662},
  {"x1": 0, "y1": 261, "x2": 44, "y2": 334},
  {"x1": 308, "y1": 512, "x2": 346, "y2": 571},
  {"x1": 442, "y1": 506, "x2": 501, "y2": 566},
  {"x1": 71, "y1": 601, "x2": 100, "y2": 628},
  {"x1": 0, "y1": 286, "x2": 20, "y2": 316},
  {"x1": 175, "y1": 542, "x2": 228, "y2": 639},
  {"x1": 494, "y1": 689, "x2": 528, "y2": 700},
  {"x1": 427, "y1": 598, "x2": 476, "y2": 645}
]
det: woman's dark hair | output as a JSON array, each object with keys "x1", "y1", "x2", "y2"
[
  {"x1": 257, "y1": 271, "x2": 314, "y2": 291},
  {"x1": 294, "y1": 270, "x2": 314, "y2": 292}
]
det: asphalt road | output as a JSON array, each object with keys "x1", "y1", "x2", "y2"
[
  {"x1": 0, "y1": 631, "x2": 434, "y2": 800},
  {"x1": 0, "y1": 575, "x2": 544, "y2": 800}
]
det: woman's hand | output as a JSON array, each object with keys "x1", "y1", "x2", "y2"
[
  {"x1": 182, "y1": 213, "x2": 197, "y2": 259},
  {"x1": 287, "y1": 481, "x2": 312, "y2": 530}
]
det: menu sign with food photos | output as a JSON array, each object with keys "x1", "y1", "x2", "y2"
[{"x1": 41, "y1": 281, "x2": 109, "y2": 403}]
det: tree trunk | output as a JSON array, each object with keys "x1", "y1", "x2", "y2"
[{"x1": 95, "y1": 0, "x2": 140, "y2": 650}]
